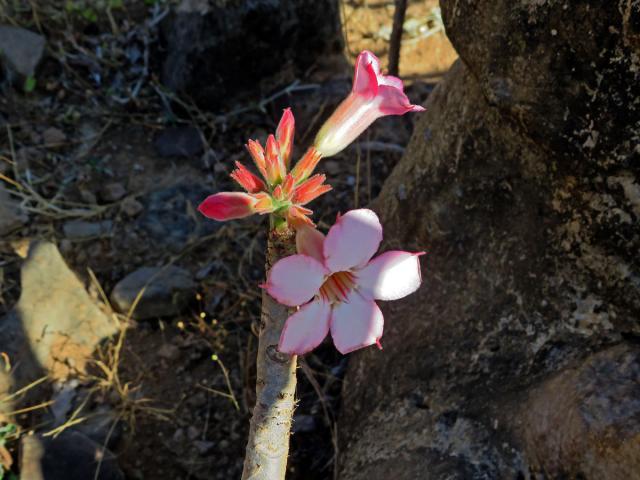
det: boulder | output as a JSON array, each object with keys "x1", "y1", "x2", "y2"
[
  {"x1": 0, "y1": 242, "x2": 117, "y2": 384},
  {"x1": 338, "y1": 0, "x2": 640, "y2": 478},
  {"x1": 160, "y1": 0, "x2": 342, "y2": 107}
]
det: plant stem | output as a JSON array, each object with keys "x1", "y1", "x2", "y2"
[
  {"x1": 388, "y1": 0, "x2": 408, "y2": 76},
  {"x1": 242, "y1": 224, "x2": 297, "y2": 480}
]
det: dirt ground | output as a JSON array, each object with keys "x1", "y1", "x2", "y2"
[{"x1": 0, "y1": 1, "x2": 455, "y2": 479}]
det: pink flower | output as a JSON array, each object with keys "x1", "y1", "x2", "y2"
[
  {"x1": 198, "y1": 109, "x2": 331, "y2": 226},
  {"x1": 263, "y1": 209, "x2": 424, "y2": 355},
  {"x1": 314, "y1": 50, "x2": 425, "y2": 157}
]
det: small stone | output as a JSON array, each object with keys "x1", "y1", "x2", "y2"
[
  {"x1": 187, "y1": 391, "x2": 207, "y2": 408},
  {"x1": 157, "y1": 343, "x2": 180, "y2": 361},
  {"x1": 172, "y1": 428, "x2": 185, "y2": 443},
  {"x1": 187, "y1": 426, "x2": 200, "y2": 440},
  {"x1": 193, "y1": 440, "x2": 215, "y2": 455},
  {"x1": 42, "y1": 127, "x2": 67, "y2": 145},
  {"x1": 110, "y1": 266, "x2": 196, "y2": 319},
  {"x1": 153, "y1": 126, "x2": 203, "y2": 157},
  {"x1": 0, "y1": 26, "x2": 45, "y2": 78},
  {"x1": 0, "y1": 186, "x2": 27, "y2": 236},
  {"x1": 121, "y1": 197, "x2": 144, "y2": 217},
  {"x1": 62, "y1": 220, "x2": 113, "y2": 240},
  {"x1": 100, "y1": 182, "x2": 127, "y2": 202},
  {"x1": 78, "y1": 188, "x2": 97, "y2": 204}
]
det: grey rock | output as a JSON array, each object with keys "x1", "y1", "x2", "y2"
[
  {"x1": 517, "y1": 345, "x2": 640, "y2": 478},
  {"x1": 0, "y1": 25, "x2": 45, "y2": 78},
  {"x1": 157, "y1": 343, "x2": 181, "y2": 361},
  {"x1": 20, "y1": 431, "x2": 124, "y2": 480},
  {"x1": 153, "y1": 126, "x2": 203, "y2": 157},
  {"x1": 120, "y1": 197, "x2": 144, "y2": 217},
  {"x1": 193, "y1": 440, "x2": 215, "y2": 455},
  {"x1": 0, "y1": 186, "x2": 27, "y2": 236},
  {"x1": 138, "y1": 183, "x2": 218, "y2": 251},
  {"x1": 110, "y1": 266, "x2": 196, "y2": 319},
  {"x1": 100, "y1": 182, "x2": 127, "y2": 202},
  {"x1": 74, "y1": 405, "x2": 122, "y2": 448},
  {"x1": 63, "y1": 220, "x2": 113, "y2": 240},
  {"x1": 42, "y1": 127, "x2": 66, "y2": 145}
]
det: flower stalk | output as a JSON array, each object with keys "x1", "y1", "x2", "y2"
[{"x1": 241, "y1": 223, "x2": 297, "y2": 480}]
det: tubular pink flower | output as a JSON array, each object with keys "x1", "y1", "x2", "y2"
[
  {"x1": 264, "y1": 209, "x2": 424, "y2": 355},
  {"x1": 198, "y1": 192, "x2": 263, "y2": 221},
  {"x1": 314, "y1": 50, "x2": 425, "y2": 157}
]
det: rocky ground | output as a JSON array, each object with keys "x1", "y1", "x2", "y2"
[{"x1": 0, "y1": 1, "x2": 454, "y2": 479}]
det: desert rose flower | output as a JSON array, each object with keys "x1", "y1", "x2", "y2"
[
  {"x1": 314, "y1": 50, "x2": 425, "y2": 157},
  {"x1": 263, "y1": 209, "x2": 424, "y2": 354},
  {"x1": 198, "y1": 108, "x2": 330, "y2": 227}
]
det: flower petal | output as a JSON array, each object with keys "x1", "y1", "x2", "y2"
[
  {"x1": 330, "y1": 292, "x2": 383, "y2": 354},
  {"x1": 378, "y1": 85, "x2": 426, "y2": 115},
  {"x1": 353, "y1": 50, "x2": 380, "y2": 97},
  {"x1": 198, "y1": 192, "x2": 256, "y2": 221},
  {"x1": 296, "y1": 224, "x2": 326, "y2": 264},
  {"x1": 323, "y1": 209, "x2": 382, "y2": 272},
  {"x1": 265, "y1": 254, "x2": 328, "y2": 307},
  {"x1": 356, "y1": 251, "x2": 423, "y2": 301},
  {"x1": 278, "y1": 299, "x2": 331, "y2": 355}
]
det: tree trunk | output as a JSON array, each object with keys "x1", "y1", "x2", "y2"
[{"x1": 338, "y1": 1, "x2": 640, "y2": 479}]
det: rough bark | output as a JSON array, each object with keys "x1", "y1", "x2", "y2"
[
  {"x1": 242, "y1": 226, "x2": 297, "y2": 480},
  {"x1": 338, "y1": 0, "x2": 640, "y2": 479}
]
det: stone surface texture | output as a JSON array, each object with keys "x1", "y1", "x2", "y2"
[
  {"x1": 338, "y1": 0, "x2": 640, "y2": 479},
  {"x1": 0, "y1": 242, "x2": 117, "y2": 390},
  {"x1": 160, "y1": 0, "x2": 342, "y2": 106},
  {"x1": 110, "y1": 265, "x2": 196, "y2": 319}
]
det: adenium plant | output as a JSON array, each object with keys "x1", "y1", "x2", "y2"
[{"x1": 198, "y1": 50, "x2": 425, "y2": 480}]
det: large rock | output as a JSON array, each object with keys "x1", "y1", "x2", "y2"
[
  {"x1": 338, "y1": 0, "x2": 640, "y2": 479},
  {"x1": 160, "y1": 0, "x2": 342, "y2": 107},
  {"x1": 0, "y1": 241, "x2": 118, "y2": 399},
  {"x1": 110, "y1": 265, "x2": 196, "y2": 319}
]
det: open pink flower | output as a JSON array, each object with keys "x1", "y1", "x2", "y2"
[
  {"x1": 314, "y1": 50, "x2": 425, "y2": 157},
  {"x1": 263, "y1": 209, "x2": 424, "y2": 355}
]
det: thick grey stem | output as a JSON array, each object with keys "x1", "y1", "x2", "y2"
[{"x1": 242, "y1": 226, "x2": 297, "y2": 480}]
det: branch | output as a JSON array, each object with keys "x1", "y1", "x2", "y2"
[
  {"x1": 242, "y1": 225, "x2": 297, "y2": 480},
  {"x1": 388, "y1": 0, "x2": 408, "y2": 77}
]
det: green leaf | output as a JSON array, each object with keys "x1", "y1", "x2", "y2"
[
  {"x1": 23, "y1": 76, "x2": 36, "y2": 93},
  {"x1": 81, "y1": 8, "x2": 98, "y2": 22},
  {"x1": 109, "y1": 0, "x2": 123, "y2": 8}
]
